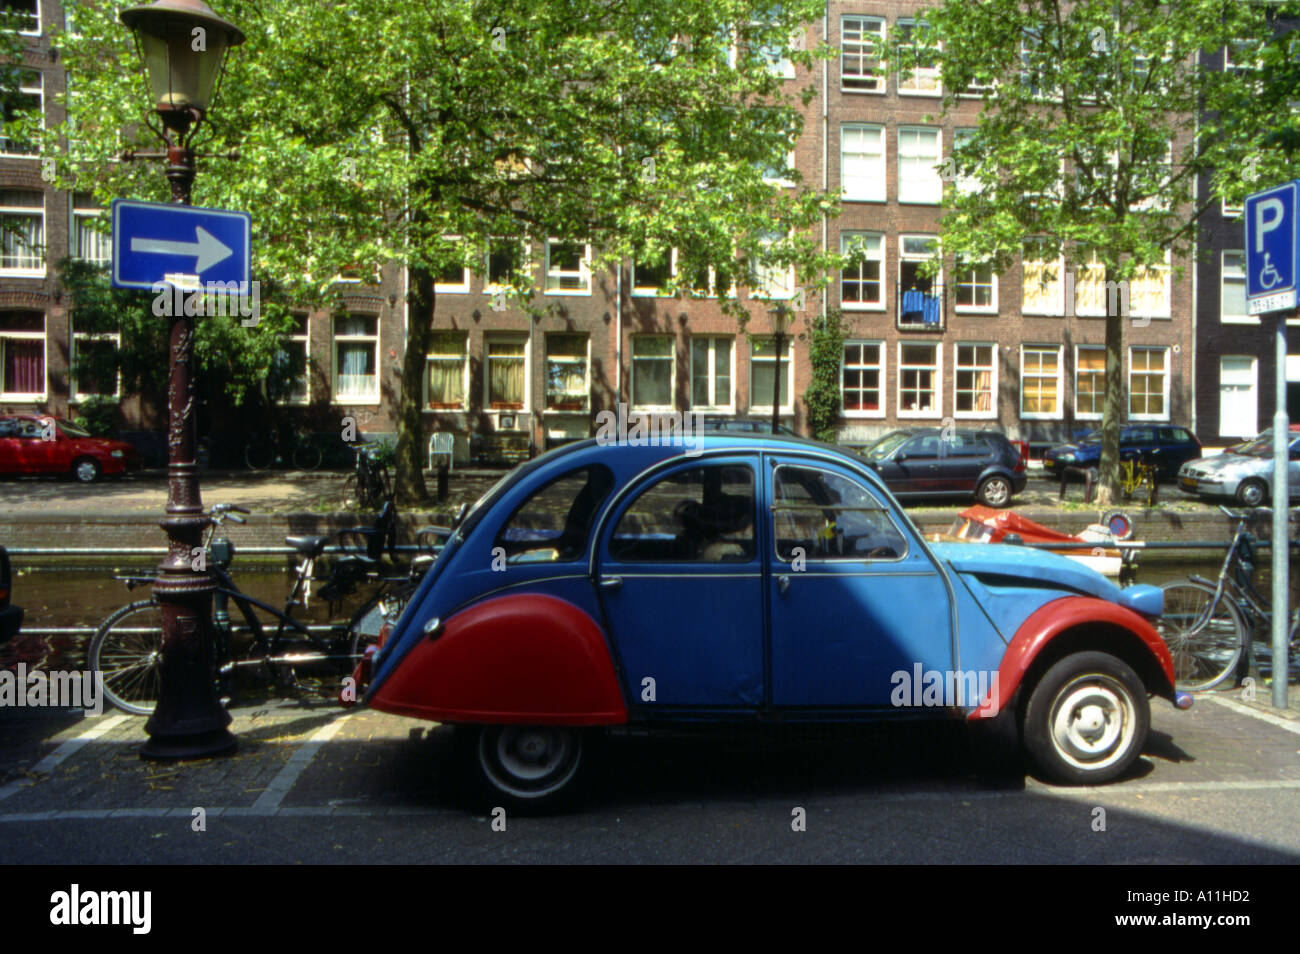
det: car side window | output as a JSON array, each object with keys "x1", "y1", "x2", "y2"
[
  {"x1": 772, "y1": 465, "x2": 906, "y2": 562},
  {"x1": 946, "y1": 434, "x2": 992, "y2": 457},
  {"x1": 494, "y1": 465, "x2": 615, "y2": 564},
  {"x1": 0, "y1": 420, "x2": 15, "y2": 438},
  {"x1": 905, "y1": 436, "x2": 941, "y2": 459},
  {"x1": 16, "y1": 420, "x2": 42, "y2": 439},
  {"x1": 610, "y1": 464, "x2": 756, "y2": 563},
  {"x1": 1160, "y1": 427, "x2": 1192, "y2": 445}
]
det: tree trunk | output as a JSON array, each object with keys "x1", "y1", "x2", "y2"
[
  {"x1": 394, "y1": 266, "x2": 434, "y2": 504},
  {"x1": 1096, "y1": 265, "x2": 1125, "y2": 507}
]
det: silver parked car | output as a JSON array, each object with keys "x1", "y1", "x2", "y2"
[{"x1": 1177, "y1": 433, "x2": 1300, "y2": 506}]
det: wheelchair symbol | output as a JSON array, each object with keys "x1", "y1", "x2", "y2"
[{"x1": 1259, "y1": 253, "x2": 1283, "y2": 290}]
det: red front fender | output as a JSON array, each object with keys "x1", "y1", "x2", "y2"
[
  {"x1": 369, "y1": 593, "x2": 629, "y2": 725},
  {"x1": 969, "y1": 596, "x2": 1176, "y2": 720}
]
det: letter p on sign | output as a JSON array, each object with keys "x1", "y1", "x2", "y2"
[{"x1": 1255, "y1": 197, "x2": 1285, "y2": 253}]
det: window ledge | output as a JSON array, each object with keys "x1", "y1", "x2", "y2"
[{"x1": 841, "y1": 303, "x2": 886, "y2": 312}]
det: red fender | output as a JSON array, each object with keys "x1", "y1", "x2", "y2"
[
  {"x1": 369, "y1": 593, "x2": 628, "y2": 725},
  {"x1": 968, "y1": 595, "x2": 1175, "y2": 720}
]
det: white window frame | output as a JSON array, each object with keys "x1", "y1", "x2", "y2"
[
  {"x1": 1020, "y1": 344, "x2": 1063, "y2": 421},
  {"x1": 950, "y1": 127, "x2": 981, "y2": 195},
  {"x1": 274, "y1": 313, "x2": 310, "y2": 406},
  {"x1": 840, "y1": 123, "x2": 885, "y2": 202},
  {"x1": 897, "y1": 126, "x2": 942, "y2": 205},
  {"x1": 7, "y1": 0, "x2": 39, "y2": 35},
  {"x1": 484, "y1": 238, "x2": 529, "y2": 295},
  {"x1": 898, "y1": 235, "x2": 942, "y2": 330},
  {"x1": 70, "y1": 195, "x2": 110, "y2": 266},
  {"x1": 748, "y1": 17, "x2": 796, "y2": 79},
  {"x1": 896, "y1": 18, "x2": 941, "y2": 96},
  {"x1": 751, "y1": 231, "x2": 795, "y2": 300},
  {"x1": 1021, "y1": 243, "x2": 1064, "y2": 316},
  {"x1": 953, "y1": 342, "x2": 997, "y2": 419},
  {"x1": 840, "y1": 15, "x2": 885, "y2": 93},
  {"x1": 689, "y1": 335, "x2": 735, "y2": 412},
  {"x1": 841, "y1": 339, "x2": 885, "y2": 418},
  {"x1": 749, "y1": 337, "x2": 794, "y2": 415},
  {"x1": 1222, "y1": 199, "x2": 1243, "y2": 219},
  {"x1": 953, "y1": 258, "x2": 997, "y2": 314},
  {"x1": 331, "y1": 313, "x2": 380, "y2": 405},
  {"x1": 434, "y1": 239, "x2": 470, "y2": 294},
  {"x1": 840, "y1": 232, "x2": 885, "y2": 311},
  {"x1": 0, "y1": 314, "x2": 45, "y2": 402},
  {"x1": 1220, "y1": 249, "x2": 1255, "y2": 325},
  {"x1": 0, "y1": 190, "x2": 44, "y2": 277},
  {"x1": 0, "y1": 68, "x2": 41, "y2": 156},
  {"x1": 544, "y1": 239, "x2": 592, "y2": 295},
  {"x1": 484, "y1": 334, "x2": 531, "y2": 413},
  {"x1": 423, "y1": 331, "x2": 468, "y2": 412},
  {"x1": 1128, "y1": 250, "x2": 1171, "y2": 320},
  {"x1": 544, "y1": 332, "x2": 590, "y2": 412},
  {"x1": 897, "y1": 341, "x2": 941, "y2": 418},
  {"x1": 1074, "y1": 345, "x2": 1106, "y2": 421},
  {"x1": 70, "y1": 327, "x2": 122, "y2": 402},
  {"x1": 631, "y1": 335, "x2": 675, "y2": 411},
  {"x1": 1128, "y1": 346, "x2": 1170, "y2": 422},
  {"x1": 631, "y1": 248, "x2": 677, "y2": 297},
  {"x1": 1219, "y1": 355, "x2": 1258, "y2": 438}
]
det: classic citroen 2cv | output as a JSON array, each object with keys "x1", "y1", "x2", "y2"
[{"x1": 352, "y1": 435, "x2": 1188, "y2": 810}]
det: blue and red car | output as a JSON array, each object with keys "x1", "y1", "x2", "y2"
[{"x1": 353, "y1": 434, "x2": 1188, "y2": 809}]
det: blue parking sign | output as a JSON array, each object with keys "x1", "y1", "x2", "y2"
[{"x1": 1245, "y1": 181, "x2": 1300, "y2": 315}]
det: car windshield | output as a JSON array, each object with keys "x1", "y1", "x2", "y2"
[
  {"x1": 1240, "y1": 435, "x2": 1300, "y2": 457},
  {"x1": 863, "y1": 431, "x2": 913, "y2": 459},
  {"x1": 1076, "y1": 430, "x2": 1100, "y2": 444},
  {"x1": 56, "y1": 420, "x2": 91, "y2": 438}
]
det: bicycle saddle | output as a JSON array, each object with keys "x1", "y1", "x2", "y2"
[{"x1": 285, "y1": 535, "x2": 330, "y2": 558}]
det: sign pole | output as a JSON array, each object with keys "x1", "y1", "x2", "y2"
[{"x1": 1272, "y1": 313, "x2": 1291, "y2": 709}]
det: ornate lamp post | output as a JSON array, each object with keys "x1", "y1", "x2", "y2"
[
  {"x1": 768, "y1": 303, "x2": 790, "y2": 435},
  {"x1": 120, "y1": 0, "x2": 244, "y2": 759}
]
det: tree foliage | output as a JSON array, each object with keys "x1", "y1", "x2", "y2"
[{"x1": 804, "y1": 307, "x2": 844, "y2": 444}]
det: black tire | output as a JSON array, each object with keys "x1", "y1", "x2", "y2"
[
  {"x1": 976, "y1": 475, "x2": 1013, "y2": 508},
  {"x1": 1236, "y1": 478, "x2": 1267, "y2": 508},
  {"x1": 87, "y1": 600, "x2": 164, "y2": 716},
  {"x1": 72, "y1": 457, "x2": 101, "y2": 483},
  {"x1": 244, "y1": 440, "x2": 275, "y2": 470},
  {"x1": 292, "y1": 440, "x2": 322, "y2": 471},
  {"x1": 1156, "y1": 581, "x2": 1245, "y2": 691},
  {"x1": 1021, "y1": 651, "x2": 1149, "y2": 785},
  {"x1": 342, "y1": 474, "x2": 360, "y2": 510},
  {"x1": 467, "y1": 724, "x2": 588, "y2": 813}
]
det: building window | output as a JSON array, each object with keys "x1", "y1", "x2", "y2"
[
  {"x1": 70, "y1": 194, "x2": 110, "y2": 266},
  {"x1": 0, "y1": 68, "x2": 40, "y2": 155},
  {"x1": 545, "y1": 240, "x2": 591, "y2": 294},
  {"x1": 485, "y1": 239, "x2": 526, "y2": 291},
  {"x1": 1129, "y1": 253, "x2": 1171, "y2": 319},
  {"x1": 1129, "y1": 347, "x2": 1168, "y2": 420},
  {"x1": 690, "y1": 336, "x2": 733, "y2": 410},
  {"x1": 1219, "y1": 355, "x2": 1258, "y2": 437},
  {"x1": 1021, "y1": 243, "x2": 1063, "y2": 315},
  {"x1": 486, "y1": 336, "x2": 528, "y2": 410},
  {"x1": 332, "y1": 314, "x2": 379, "y2": 403},
  {"x1": 841, "y1": 123, "x2": 885, "y2": 202},
  {"x1": 434, "y1": 249, "x2": 469, "y2": 294},
  {"x1": 631, "y1": 336, "x2": 674, "y2": 409},
  {"x1": 1073, "y1": 246, "x2": 1111, "y2": 317},
  {"x1": 1221, "y1": 250, "x2": 1250, "y2": 323},
  {"x1": 1020, "y1": 345, "x2": 1062, "y2": 419},
  {"x1": 0, "y1": 312, "x2": 44, "y2": 400},
  {"x1": 898, "y1": 342, "x2": 939, "y2": 415},
  {"x1": 632, "y1": 250, "x2": 674, "y2": 297},
  {"x1": 750, "y1": 337, "x2": 793, "y2": 413},
  {"x1": 898, "y1": 127, "x2": 941, "y2": 204},
  {"x1": 2, "y1": 0, "x2": 39, "y2": 34},
  {"x1": 896, "y1": 18, "x2": 940, "y2": 95},
  {"x1": 751, "y1": 231, "x2": 795, "y2": 299},
  {"x1": 841, "y1": 15, "x2": 884, "y2": 92},
  {"x1": 424, "y1": 331, "x2": 467, "y2": 410},
  {"x1": 954, "y1": 343, "x2": 995, "y2": 417},
  {"x1": 70, "y1": 324, "x2": 120, "y2": 400},
  {"x1": 0, "y1": 190, "x2": 43, "y2": 275},
  {"x1": 954, "y1": 259, "x2": 996, "y2": 312},
  {"x1": 1075, "y1": 346, "x2": 1106, "y2": 420},
  {"x1": 899, "y1": 235, "x2": 941, "y2": 329},
  {"x1": 271, "y1": 312, "x2": 310, "y2": 405},
  {"x1": 749, "y1": 14, "x2": 796, "y2": 79},
  {"x1": 951, "y1": 127, "x2": 981, "y2": 194},
  {"x1": 841, "y1": 232, "x2": 884, "y2": 310},
  {"x1": 842, "y1": 341, "x2": 883, "y2": 416},
  {"x1": 545, "y1": 333, "x2": 589, "y2": 411}
]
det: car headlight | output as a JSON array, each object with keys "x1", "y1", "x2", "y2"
[
  {"x1": 110, "y1": 450, "x2": 124, "y2": 458},
  {"x1": 1058, "y1": 452, "x2": 1075, "y2": 462}
]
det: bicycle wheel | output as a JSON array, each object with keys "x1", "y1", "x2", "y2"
[
  {"x1": 1156, "y1": 581, "x2": 1245, "y2": 691},
  {"x1": 348, "y1": 579, "x2": 418, "y2": 660},
  {"x1": 87, "y1": 600, "x2": 164, "y2": 716},
  {"x1": 342, "y1": 474, "x2": 360, "y2": 510},
  {"x1": 292, "y1": 439, "x2": 322, "y2": 471},
  {"x1": 244, "y1": 439, "x2": 275, "y2": 470}
]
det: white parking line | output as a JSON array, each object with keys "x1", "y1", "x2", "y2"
[
  {"x1": 0, "y1": 714, "x2": 130, "y2": 805},
  {"x1": 248, "y1": 714, "x2": 351, "y2": 814},
  {"x1": 1204, "y1": 693, "x2": 1300, "y2": 735}
]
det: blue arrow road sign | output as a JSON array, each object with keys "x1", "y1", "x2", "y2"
[
  {"x1": 1245, "y1": 180, "x2": 1300, "y2": 315},
  {"x1": 111, "y1": 199, "x2": 250, "y2": 291}
]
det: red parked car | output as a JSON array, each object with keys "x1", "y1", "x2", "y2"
[{"x1": 0, "y1": 414, "x2": 140, "y2": 482}]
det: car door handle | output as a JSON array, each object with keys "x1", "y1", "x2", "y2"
[
  {"x1": 778, "y1": 575, "x2": 790, "y2": 595},
  {"x1": 599, "y1": 575, "x2": 623, "y2": 590}
]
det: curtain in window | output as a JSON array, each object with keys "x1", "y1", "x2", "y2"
[
  {"x1": 971, "y1": 370, "x2": 992, "y2": 411},
  {"x1": 1022, "y1": 259, "x2": 1060, "y2": 312},
  {"x1": 3, "y1": 339, "x2": 42, "y2": 393},
  {"x1": 1, "y1": 214, "x2": 42, "y2": 269},
  {"x1": 489, "y1": 350, "x2": 525, "y2": 406},
  {"x1": 337, "y1": 344, "x2": 373, "y2": 398},
  {"x1": 427, "y1": 359, "x2": 463, "y2": 406}
]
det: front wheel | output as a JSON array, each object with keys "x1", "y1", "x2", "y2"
[
  {"x1": 87, "y1": 600, "x2": 164, "y2": 715},
  {"x1": 292, "y1": 440, "x2": 322, "y2": 471},
  {"x1": 1236, "y1": 478, "x2": 1267, "y2": 508},
  {"x1": 1022, "y1": 651, "x2": 1149, "y2": 785},
  {"x1": 1156, "y1": 581, "x2": 1244, "y2": 691},
  {"x1": 72, "y1": 457, "x2": 101, "y2": 483},
  {"x1": 244, "y1": 440, "x2": 275, "y2": 470},
  {"x1": 976, "y1": 475, "x2": 1012, "y2": 508},
  {"x1": 468, "y1": 724, "x2": 587, "y2": 812}
]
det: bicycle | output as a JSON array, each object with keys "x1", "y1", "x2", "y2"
[
  {"x1": 342, "y1": 440, "x2": 392, "y2": 511},
  {"x1": 86, "y1": 502, "x2": 434, "y2": 716},
  {"x1": 244, "y1": 425, "x2": 323, "y2": 471},
  {"x1": 1118, "y1": 452, "x2": 1158, "y2": 507},
  {"x1": 1155, "y1": 505, "x2": 1300, "y2": 691}
]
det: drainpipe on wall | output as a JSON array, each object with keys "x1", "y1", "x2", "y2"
[
  {"x1": 615, "y1": 264, "x2": 623, "y2": 401},
  {"x1": 822, "y1": 4, "x2": 829, "y2": 324}
]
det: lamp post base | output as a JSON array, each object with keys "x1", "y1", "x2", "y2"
[{"x1": 140, "y1": 728, "x2": 238, "y2": 762}]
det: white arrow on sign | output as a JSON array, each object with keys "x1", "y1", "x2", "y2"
[{"x1": 129, "y1": 226, "x2": 233, "y2": 274}]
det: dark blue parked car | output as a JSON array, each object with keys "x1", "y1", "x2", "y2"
[
  {"x1": 352, "y1": 434, "x2": 1186, "y2": 810},
  {"x1": 1044, "y1": 425, "x2": 1202, "y2": 481}
]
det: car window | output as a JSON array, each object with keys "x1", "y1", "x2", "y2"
[
  {"x1": 15, "y1": 420, "x2": 43, "y2": 439},
  {"x1": 1158, "y1": 427, "x2": 1193, "y2": 445},
  {"x1": 946, "y1": 433, "x2": 993, "y2": 457},
  {"x1": 493, "y1": 465, "x2": 615, "y2": 564},
  {"x1": 905, "y1": 435, "x2": 942, "y2": 458},
  {"x1": 0, "y1": 419, "x2": 16, "y2": 438},
  {"x1": 863, "y1": 431, "x2": 911, "y2": 459},
  {"x1": 772, "y1": 465, "x2": 906, "y2": 562},
  {"x1": 610, "y1": 464, "x2": 756, "y2": 563},
  {"x1": 1125, "y1": 427, "x2": 1156, "y2": 444}
]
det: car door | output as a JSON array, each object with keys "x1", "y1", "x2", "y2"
[
  {"x1": 765, "y1": 457, "x2": 953, "y2": 707},
  {"x1": 936, "y1": 433, "x2": 992, "y2": 494},
  {"x1": 0, "y1": 418, "x2": 21, "y2": 474},
  {"x1": 13, "y1": 418, "x2": 56, "y2": 474},
  {"x1": 596, "y1": 456, "x2": 765, "y2": 710},
  {"x1": 881, "y1": 434, "x2": 943, "y2": 495}
]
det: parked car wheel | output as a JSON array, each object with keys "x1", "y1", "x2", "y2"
[
  {"x1": 1235, "y1": 478, "x2": 1267, "y2": 508},
  {"x1": 976, "y1": 475, "x2": 1013, "y2": 508},
  {"x1": 471, "y1": 724, "x2": 586, "y2": 812},
  {"x1": 1022, "y1": 651, "x2": 1149, "y2": 785},
  {"x1": 72, "y1": 457, "x2": 101, "y2": 483}
]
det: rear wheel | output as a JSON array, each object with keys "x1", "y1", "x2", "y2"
[
  {"x1": 469, "y1": 724, "x2": 587, "y2": 812},
  {"x1": 244, "y1": 440, "x2": 275, "y2": 470},
  {"x1": 292, "y1": 440, "x2": 322, "y2": 471},
  {"x1": 1156, "y1": 581, "x2": 1244, "y2": 691},
  {"x1": 976, "y1": 475, "x2": 1012, "y2": 508},
  {"x1": 87, "y1": 600, "x2": 164, "y2": 716},
  {"x1": 72, "y1": 457, "x2": 101, "y2": 483}
]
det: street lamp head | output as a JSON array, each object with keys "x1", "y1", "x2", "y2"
[
  {"x1": 768, "y1": 301, "x2": 791, "y2": 333},
  {"x1": 120, "y1": 0, "x2": 244, "y2": 122}
]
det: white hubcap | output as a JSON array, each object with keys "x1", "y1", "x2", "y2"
[
  {"x1": 481, "y1": 726, "x2": 581, "y2": 798},
  {"x1": 1049, "y1": 676, "x2": 1135, "y2": 771}
]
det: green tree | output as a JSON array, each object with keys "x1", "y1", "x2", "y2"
[
  {"x1": 891, "y1": 0, "x2": 1269, "y2": 504},
  {"x1": 49, "y1": 0, "x2": 839, "y2": 502},
  {"x1": 804, "y1": 307, "x2": 843, "y2": 443}
]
